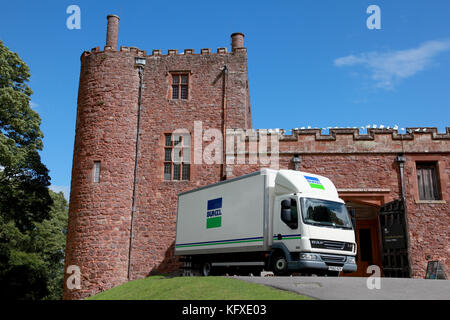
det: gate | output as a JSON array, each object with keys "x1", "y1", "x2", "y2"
[{"x1": 379, "y1": 199, "x2": 410, "y2": 278}]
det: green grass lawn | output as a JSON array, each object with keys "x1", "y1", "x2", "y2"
[{"x1": 87, "y1": 276, "x2": 313, "y2": 300}]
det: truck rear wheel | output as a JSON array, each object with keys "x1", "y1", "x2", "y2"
[
  {"x1": 200, "y1": 262, "x2": 212, "y2": 276},
  {"x1": 271, "y1": 253, "x2": 288, "y2": 276}
]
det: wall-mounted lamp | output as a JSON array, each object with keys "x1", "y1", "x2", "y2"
[
  {"x1": 135, "y1": 57, "x2": 146, "y2": 68},
  {"x1": 395, "y1": 154, "x2": 406, "y2": 164},
  {"x1": 292, "y1": 154, "x2": 301, "y2": 170}
]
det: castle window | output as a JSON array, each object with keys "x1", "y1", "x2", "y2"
[
  {"x1": 416, "y1": 162, "x2": 440, "y2": 200},
  {"x1": 173, "y1": 164, "x2": 181, "y2": 180},
  {"x1": 171, "y1": 73, "x2": 189, "y2": 99},
  {"x1": 164, "y1": 133, "x2": 190, "y2": 181},
  {"x1": 93, "y1": 161, "x2": 101, "y2": 183},
  {"x1": 182, "y1": 163, "x2": 190, "y2": 180}
]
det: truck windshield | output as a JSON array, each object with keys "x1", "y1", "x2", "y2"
[{"x1": 300, "y1": 198, "x2": 353, "y2": 229}]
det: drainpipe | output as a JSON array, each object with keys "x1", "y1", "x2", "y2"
[
  {"x1": 221, "y1": 65, "x2": 228, "y2": 181},
  {"x1": 396, "y1": 154, "x2": 406, "y2": 200},
  {"x1": 128, "y1": 57, "x2": 146, "y2": 280},
  {"x1": 395, "y1": 153, "x2": 413, "y2": 277}
]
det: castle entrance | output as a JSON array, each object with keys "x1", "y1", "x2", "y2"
[{"x1": 344, "y1": 201, "x2": 383, "y2": 277}]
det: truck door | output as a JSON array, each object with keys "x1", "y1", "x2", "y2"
[{"x1": 273, "y1": 196, "x2": 301, "y2": 252}]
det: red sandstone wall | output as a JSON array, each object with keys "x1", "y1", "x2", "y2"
[
  {"x1": 130, "y1": 48, "x2": 251, "y2": 279},
  {"x1": 64, "y1": 47, "x2": 251, "y2": 299},
  {"x1": 64, "y1": 50, "x2": 141, "y2": 300},
  {"x1": 404, "y1": 155, "x2": 449, "y2": 278}
]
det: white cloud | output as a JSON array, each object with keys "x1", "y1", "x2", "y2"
[
  {"x1": 50, "y1": 185, "x2": 70, "y2": 201},
  {"x1": 334, "y1": 39, "x2": 450, "y2": 89}
]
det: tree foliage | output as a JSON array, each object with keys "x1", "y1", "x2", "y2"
[
  {"x1": 0, "y1": 190, "x2": 68, "y2": 300},
  {"x1": 33, "y1": 190, "x2": 68, "y2": 300},
  {"x1": 0, "y1": 40, "x2": 52, "y2": 232},
  {"x1": 0, "y1": 40, "x2": 67, "y2": 300}
]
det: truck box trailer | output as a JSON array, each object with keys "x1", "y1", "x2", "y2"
[{"x1": 175, "y1": 169, "x2": 357, "y2": 276}]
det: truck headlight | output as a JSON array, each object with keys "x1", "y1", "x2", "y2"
[
  {"x1": 347, "y1": 256, "x2": 356, "y2": 264},
  {"x1": 300, "y1": 253, "x2": 320, "y2": 261}
]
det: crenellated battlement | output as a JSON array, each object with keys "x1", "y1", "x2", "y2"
[
  {"x1": 225, "y1": 127, "x2": 450, "y2": 155},
  {"x1": 227, "y1": 127, "x2": 450, "y2": 141},
  {"x1": 282, "y1": 127, "x2": 450, "y2": 141},
  {"x1": 80, "y1": 14, "x2": 246, "y2": 61},
  {"x1": 81, "y1": 45, "x2": 246, "y2": 61}
]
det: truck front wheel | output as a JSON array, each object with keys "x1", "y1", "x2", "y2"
[{"x1": 271, "y1": 253, "x2": 288, "y2": 276}]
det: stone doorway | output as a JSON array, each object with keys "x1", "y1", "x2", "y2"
[{"x1": 344, "y1": 201, "x2": 383, "y2": 277}]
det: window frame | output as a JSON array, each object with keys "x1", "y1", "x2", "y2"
[
  {"x1": 416, "y1": 162, "x2": 441, "y2": 201},
  {"x1": 170, "y1": 72, "x2": 190, "y2": 100},
  {"x1": 163, "y1": 133, "x2": 191, "y2": 181},
  {"x1": 93, "y1": 161, "x2": 101, "y2": 183}
]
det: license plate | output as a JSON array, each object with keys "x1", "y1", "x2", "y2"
[{"x1": 328, "y1": 266, "x2": 343, "y2": 272}]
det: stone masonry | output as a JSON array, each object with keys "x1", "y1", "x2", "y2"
[{"x1": 63, "y1": 15, "x2": 449, "y2": 299}]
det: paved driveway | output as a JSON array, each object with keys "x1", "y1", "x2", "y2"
[{"x1": 234, "y1": 276, "x2": 450, "y2": 300}]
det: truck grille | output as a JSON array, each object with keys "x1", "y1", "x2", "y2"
[
  {"x1": 310, "y1": 239, "x2": 353, "y2": 251},
  {"x1": 320, "y1": 255, "x2": 346, "y2": 263}
]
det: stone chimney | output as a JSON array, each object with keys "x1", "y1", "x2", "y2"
[
  {"x1": 106, "y1": 14, "x2": 120, "y2": 51},
  {"x1": 231, "y1": 32, "x2": 245, "y2": 51}
]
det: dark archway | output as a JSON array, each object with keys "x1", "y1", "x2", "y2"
[{"x1": 344, "y1": 201, "x2": 383, "y2": 277}]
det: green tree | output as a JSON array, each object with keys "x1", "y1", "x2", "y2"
[
  {"x1": 0, "y1": 40, "x2": 64, "y2": 300},
  {"x1": 0, "y1": 190, "x2": 68, "y2": 300},
  {"x1": 0, "y1": 40, "x2": 52, "y2": 231},
  {"x1": 33, "y1": 190, "x2": 68, "y2": 300}
]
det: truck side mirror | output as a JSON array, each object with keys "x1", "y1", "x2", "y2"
[
  {"x1": 281, "y1": 208, "x2": 292, "y2": 222},
  {"x1": 281, "y1": 200, "x2": 291, "y2": 209}
]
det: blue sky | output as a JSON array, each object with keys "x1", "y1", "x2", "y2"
[{"x1": 1, "y1": 1, "x2": 449, "y2": 199}]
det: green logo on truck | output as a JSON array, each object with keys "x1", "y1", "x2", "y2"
[
  {"x1": 304, "y1": 175, "x2": 325, "y2": 190},
  {"x1": 206, "y1": 198, "x2": 222, "y2": 229}
]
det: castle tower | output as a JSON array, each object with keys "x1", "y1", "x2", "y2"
[{"x1": 63, "y1": 15, "x2": 252, "y2": 299}]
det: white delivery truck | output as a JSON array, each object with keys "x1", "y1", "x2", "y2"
[{"x1": 175, "y1": 169, "x2": 357, "y2": 276}]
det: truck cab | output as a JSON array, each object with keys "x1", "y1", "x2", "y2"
[{"x1": 270, "y1": 171, "x2": 357, "y2": 275}]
